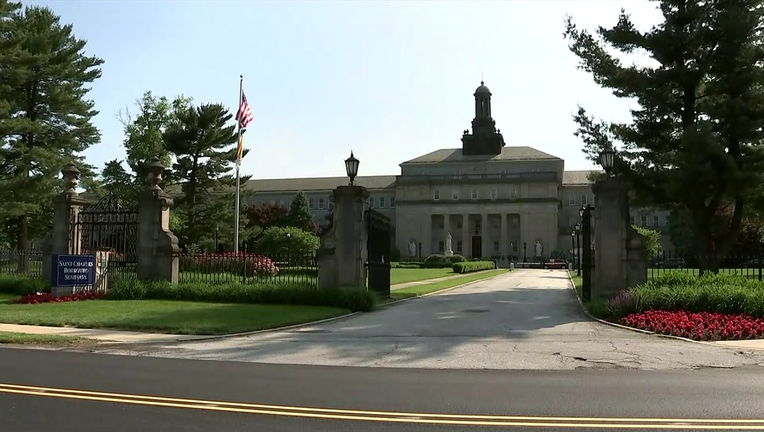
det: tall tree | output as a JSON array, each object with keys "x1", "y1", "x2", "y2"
[
  {"x1": 287, "y1": 192, "x2": 314, "y2": 231},
  {"x1": 0, "y1": 5, "x2": 103, "y2": 249},
  {"x1": 163, "y1": 103, "x2": 250, "y2": 246},
  {"x1": 99, "y1": 159, "x2": 137, "y2": 203},
  {"x1": 564, "y1": 0, "x2": 764, "y2": 273}
]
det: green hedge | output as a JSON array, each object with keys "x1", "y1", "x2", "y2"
[
  {"x1": 0, "y1": 275, "x2": 48, "y2": 296},
  {"x1": 391, "y1": 262, "x2": 422, "y2": 269},
  {"x1": 108, "y1": 279, "x2": 377, "y2": 312},
  {"x1": 452, "y1": 261, "x2": 497, "y2": 274},
  {"x1": 605, "y1": 272, "x2": 764, "y2": 319},
  {"x1": 422, "y1": 254, "x2": 466, "y2": 268}
]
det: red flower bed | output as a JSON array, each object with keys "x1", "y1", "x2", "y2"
[
  {"x1": 620, "y1": 310, "x2": 764, "y2": 341},
  {"x1": 13, "y1": 291, "x2": 107, "y2": 305}
]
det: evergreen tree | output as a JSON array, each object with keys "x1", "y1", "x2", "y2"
[
  {"x1": 163, "y1": 103, "x2": 250, "y2": 246},
  {"x1": 99, "y1": 159, "x2": 137, "y2": 203},
  {"x1": 287, "y1": 192, "x2": 314, "y2": 231},
  {"x1": 564, "y1": 0, "x2": 764, "y2": 273},
  {"x1": 0, "y1": 5, "x2": 103, "y2": 249}
]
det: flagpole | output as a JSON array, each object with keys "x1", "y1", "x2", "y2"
[{"x1": 234, "y1": 75, "x2": 243, "y2": 255}]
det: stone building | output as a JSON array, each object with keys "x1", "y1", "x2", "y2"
[{"x1": 244, "y1": 82, "x2": 672, "y2": 259}]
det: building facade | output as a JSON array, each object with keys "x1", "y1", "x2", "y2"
[{"x1": 244, "y1": 82, "x2": 672, "y2": 259}]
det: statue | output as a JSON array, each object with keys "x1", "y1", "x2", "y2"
[
  {"x1": 408, "y1": 239, "x2": 418, "y2": 257},
  {"x1": 445, "y1": 232, "x2": 454, "y2": 256},
  {"x1": 535, "y1": 239, "x2": 543, "y2": 258}
]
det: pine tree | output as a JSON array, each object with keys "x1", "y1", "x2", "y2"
[
  {"x1": 564, "y1": 0, "x2": 764, "y2": 273},
  {"x1": 0, "y1": 5, "x2": 103, "y2": 249},
  {"x1": 163, "y1": 103, "x2": 250, "y2": 246},
  {"x1": 287, "y1": 192, "x2": 314, "y2": 231}
]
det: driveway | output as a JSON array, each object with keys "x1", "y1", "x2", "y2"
[{"x1": 102, "y1": 270, "x2": 764, "y2": 370}]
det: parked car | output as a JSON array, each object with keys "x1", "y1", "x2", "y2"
[
  {"x1": 653, "y1": 257, "x2": 686, "y2": 268},
  {"x1": 544, "y1": 259, "x2": 569, "y2": 269}
]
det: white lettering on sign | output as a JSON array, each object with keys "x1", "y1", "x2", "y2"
[
  {"x1": 63, "y1": 274, "x2": 89, "y2": 281},
  {"x1": 58, "y1": 261, "x2": 94, "y2": 267}
]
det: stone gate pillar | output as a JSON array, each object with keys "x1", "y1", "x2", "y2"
[
  {"x1": 136, "y1": 159, "x2": 179, "y2": 283},
  {"x1": 317, "y1": 185, "x2": 369, "y2": 290},
  {"x1": 43, "y1": 164, "x2": 88, "y2": 284},
  {"x1": 592, "y1": 178, "x2": 647, "y2": 300}
]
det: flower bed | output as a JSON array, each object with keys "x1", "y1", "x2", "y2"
[
  {"x1": 179, "y1": 252, "x2": 279, "y2": 278},
  {"x1": 13, "y1": 291, "x2": 106, "y2": 305},
  {"x1": 620, "y1": 310, "x2": 764, "y2": 341}
]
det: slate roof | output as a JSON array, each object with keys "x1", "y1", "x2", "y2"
[
  {"x1": 562, "y1": 170, "x2": 601, "y2": 186},
  {"x1": 401, "y1": 146, "x2": 561, "y2": 164},
  {"x1": 245, "y1": 175, "x2": 397, "y2": 193}
]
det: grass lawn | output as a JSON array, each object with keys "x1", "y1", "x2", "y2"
[
  {"x1": 0, "y1": 293, "x2": 348, "y2": 335},
  {"x1": 391, "y1": 269, "x2": 507, "y2": 300},
  {"x1": 390, "y1": 267, "x2": 459, "y2": 285},
  {"x1": 0, "y1": 331, "x2": 94, "y2": 347}
]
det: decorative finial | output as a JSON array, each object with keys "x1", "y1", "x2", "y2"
[
  {"x1": 146, "y1": 157, "x2": 164, "y2": 191},
  {"x1": 481, "y1": 72, "x2": 484, "y2": 85},
  {"x1": 61, "y1": 163, "x2": 81, "y2": 193}
]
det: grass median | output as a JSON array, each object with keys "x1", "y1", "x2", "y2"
[
  {"x1": 0, "y1": 293, "x2": 349, "y2": 335},
  {"x1": 0, "y1": 331, "x2": 95, "y2": 347},
  {"x1": 391, "y1": 269, "x2": 507, "y2": 300}
]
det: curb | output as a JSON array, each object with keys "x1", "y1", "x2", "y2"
[{"x1": 564, "y1": 272, "x2": 756, "y2": 351}]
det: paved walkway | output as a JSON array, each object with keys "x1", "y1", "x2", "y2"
[
  {"x1": 0, "y1": 323, "x2": 204, "y2": 344},
  {"x1": 97, "y1": 270, "x2": 764, "y2": 370}
]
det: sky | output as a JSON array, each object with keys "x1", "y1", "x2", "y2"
[{"x1": 27, "y1": 0, "x2": 664, "y2": 180}]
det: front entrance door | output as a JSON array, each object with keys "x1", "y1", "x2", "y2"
[{"x1": 471, "y1": 236, "x2": 482, "y2": 259}]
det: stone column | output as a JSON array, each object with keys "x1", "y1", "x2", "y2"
[
  {"x1": 422, "y1": 213, "x2": 432, "y2": 257},
  {"x1": 482, "y1": 213, "x2": 490, "y2": 258},
  {"x1": 137, "y1": 159, "x2": 180, "y2": 283},
  {"x1": 592, "y1": 178, "x2": 647, "y2": 300},
  {"x1": 500, "y1": 212, "x2": 508, "y2": 257},
  {"x1": 46, "y1": 164, "x2": 89, "y2": 296},
  {"x1": 318, "y1": 185, "x2": 369, "y2": 290},
  {"x1": 462, "y1": 214, "x2": 470, "y2": 257}
]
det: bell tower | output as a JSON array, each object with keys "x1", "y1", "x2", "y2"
[{"x1": 461, "y1": 81, "x2": 505, "y2": 155}]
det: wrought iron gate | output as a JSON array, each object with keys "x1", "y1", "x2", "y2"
[
  {"x1": 71, "y1": 192, "x2": 138, "y2": 280},
  {"x1": 366, "y1": 208, "x2": 391, "y2": 298}
]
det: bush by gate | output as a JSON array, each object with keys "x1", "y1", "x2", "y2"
[{"x1": 452, "y1": 261, "x2": 497, "y2": 274}]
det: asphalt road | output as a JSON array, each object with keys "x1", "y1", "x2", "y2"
[
  {"x1": 98, "y1": 270, "x2": 764, "y2": 370},
  {"x1": 2, "y1": 348, "x2": 764, "y2": 431}
]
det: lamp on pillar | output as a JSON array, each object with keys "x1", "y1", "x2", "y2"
[
  {"x1": 599, "y1": 149, "x2": 616, "y2": 176},
  {"x1": 345, "y1": 151, "x2": 359, "y2": 186}
]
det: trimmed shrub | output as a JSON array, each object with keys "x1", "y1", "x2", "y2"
[
  {"x1": 108, "y1": 279, "x2": 377, "y2": 312},
  {"x1": 452, "y1": 260, "x2": 496, "y2": 274},
  {"x1": 257, "y1": 226, "x2": 319, "y2": 256},
  {"x1": 391, "y1": 262, "x2": 422, "y2": 269},
  {"x1": 422, "y1": 254, "x2": 466, "y2": 268},
  {"x1": 0, "y1": 275, "x2": 49, "y2": 296}
]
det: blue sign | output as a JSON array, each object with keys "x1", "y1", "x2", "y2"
[{"x1": 51, "y1": 254, "x2": 96, "y2": 287}]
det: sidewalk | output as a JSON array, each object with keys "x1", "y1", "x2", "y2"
[
  {"x1": 0, "y1": 323, "x2": 206, "y2": 344},
  {"x1": 714, "y1": 339, "x2": 764, "y2": 351}
]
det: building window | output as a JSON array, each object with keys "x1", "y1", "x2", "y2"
[
  {"x1": 493, "y1": 240, "x2": 500, "y2": 253},
  {"x1": 318, "y1": 198, "x2": 325, "y2": 209},
  {"x1": 438, "y1": 241, "x2": 445, "y2": 252},
  {"x1": 630, "y1": 216, "x2": 635, "y2": 225},
  {"x1": 471, "y1": 190, "x2": 478, "y2": 200},
  {"x1": 653, "y1": 215, "x2": 659, "y2": 227},
  {"x1": 369, "y1": 197, "x2": 375, "y2": 208},
  {"x1": 379, "y1": 197, "x2": 386, "y2": 208},
  {"x1": 640, "y1": 215, "x2": 647, "y2": 226},
  {"x1": 457, "y1": 240, "x2": 463, "y2": 253},
  {"x1": 509, "y1": 187, "x2": 517, "y2": 198},
  {"x1": 452, "y1": 190, "x2": 459, "y2": 200},
  {"x1": 391, "y1": 197, "x2": 396, "y2": 208},
  {"x1": 434, "y1": 190, "x2": 440, "y2": 200},
  {"x1": 490, "y1": 189, "x2": 497, "y2": 200},
  {"x1": 568, "y1": 194, "x2": 576, "y2": 206},
  {"x1": 309, "y1": 198, "x2": 315, "y2": 209},
  {"x1": 581, "y1": 194, "x2": 588, "y2": 206}
]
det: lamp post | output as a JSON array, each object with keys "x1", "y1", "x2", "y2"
[
  {"x1": 575, "y1": 222, "x2": 581, "y2": 276},
  {"x1": 345, "y1": 151, "x2": 359, "y2": 186},
  {"x1": 570, "y1": 230, "x2": 575, "y2": 267},
  {"x1": 599, "y1": 148, "x2": 616, "y2": 176},
  {"x1": 523, "y1": 242, "x2": 527, "y2": 263},
  {"x1": 215, "y1": 224, "x2": 220, "y2": 251}
]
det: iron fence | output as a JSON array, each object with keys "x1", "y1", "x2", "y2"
[
  {"x1": 0, "y1": 248, "x2": 44, "y2": 279},
  {"x1": 177, "y1": 251, "x2": 319, "y2": 287},
  {"x1": 649, "y1": 250, "x2": 764, "y2": 281}
]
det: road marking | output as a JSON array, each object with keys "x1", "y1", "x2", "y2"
[{"x1": 1, "y1": 383, "x2": 763, "y2": 429}]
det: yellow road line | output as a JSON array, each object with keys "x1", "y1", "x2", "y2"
[{"x1": 0, "y1": 383, "x2": 763, "y2": 429}]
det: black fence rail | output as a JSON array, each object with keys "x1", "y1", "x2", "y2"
[
  {"x1": 177, "y1": 251, "x2": 318, "y2": 287},
  {"x1": 0, "y1": 248, "x2": 44, "y2": 279},
  {"x1": 649, "y1": 250, "x2": 764, "y2": 281}
]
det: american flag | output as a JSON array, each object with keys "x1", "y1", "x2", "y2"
[{"x1": 236, "y1": 92, "x2": 254, "y2": 129}]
